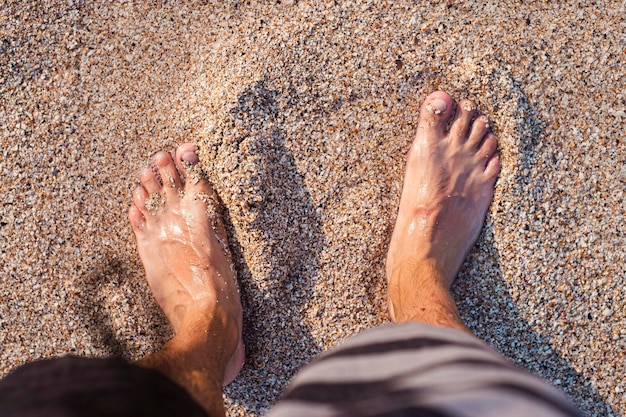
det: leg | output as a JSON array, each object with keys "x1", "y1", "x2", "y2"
[
  {"x1": 268, "y1": 92, "x2": 580, "y2": 417},
  {"x1": 128, "y1": 144, "x2": 245, "y2": 417},
  {"x1": 385, "y1": 91, "x2": 500, "y2": 331}
]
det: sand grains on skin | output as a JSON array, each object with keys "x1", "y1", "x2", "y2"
[{"x1": 129, "y1": 143, "x2": 245, "y2": 385}]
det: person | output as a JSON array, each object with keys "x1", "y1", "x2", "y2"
[{"x1": 0, "y1": 91, "x2": 581, "y2": 417}]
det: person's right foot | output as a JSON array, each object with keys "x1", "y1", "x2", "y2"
[{"x1": 386, "y1": 91, "x2": 500, "y2": 325}]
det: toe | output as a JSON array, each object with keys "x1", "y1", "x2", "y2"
[
  {"x1": 133, "y1": 185, "x2": 150, "y2": 214},
  {"x1": 466, "y1": 115, "x2": 490, "y2": 149},
  {"x1": 140, "y1": 167, "x2": 162, "y2": 194},
  {"x1": 154, "y1": 151, "x2": 183, "y2": 196},
  {"x1": 174, "y1": 143, "x2": 226, "y2": 235},
  {"x1": 450, "y1": 99, "x2": 478, "y2": 142},
  {"x1": 175, "y1": 143, "x2": 208, "y2": 190},
  {"x1": 485, "y1": 154, "x2": 501, "y2": 179},
  {"x1": 477, "y1": 134, "x2": 498, "y2": 161},
  {"x1": 128, "y1": 204, "x2": 147, "y2": 232},
  {"x1": 417, "y1": 91, "x2": 455, "y2": 141},
  {"x1": 175, "y1": 143, "x2": 200, "y2": 173}
]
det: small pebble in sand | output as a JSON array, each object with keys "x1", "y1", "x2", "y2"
[{"x1": 462, "y1": 101, "x2": 477, "y2": 112}]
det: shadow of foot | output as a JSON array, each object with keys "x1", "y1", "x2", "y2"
[{"x1": 200, "y1": 79, "x2": 325, "y2": 413}]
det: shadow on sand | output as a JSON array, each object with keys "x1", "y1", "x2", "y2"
[
  {"x1": 453, "y1": 90, "x2": 616, "y2": 416},
  {"x1": 217, "y1": 80, "x2": 325, "y2": 412}
]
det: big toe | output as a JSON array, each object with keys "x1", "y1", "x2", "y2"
[
  {"x1": 417, "y1": 91, "x2": 455, "y2": 140},
  {"x1": 174, "y1": 144, "x2": 222, "y2": 215},
  {"x1": 176, "y1": 143, "x2": 200, "y2": 167},
  {"x1": 175, "y1": 144, "x2": 209, "y2": 190}
]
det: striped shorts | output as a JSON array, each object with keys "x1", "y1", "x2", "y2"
[
  {"x1": 268, "y1": 322, "x2": 581, "y2": 417},
  {"x1": 0, "y1": 323, "x2": 581, "y2": 417}
]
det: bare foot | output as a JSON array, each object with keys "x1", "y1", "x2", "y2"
[
  {"x1": 386, "y1": 91, "x2": 500, "y2": 328},
  {"x1": 128, "y1": 144, "x2": 244, "y2": 411}
]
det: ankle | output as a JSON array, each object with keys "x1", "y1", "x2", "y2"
[
  {"x1": 176, "y1": 310, "x2": 239, "y2": 370},
  {"x1": 388, "y1": 259, "x2": 469, "y2": 333},
  {"x1": 138, "y1": 336, "x2": 224, "y2": 382},
  {"x1": 392, "y1": 295, "x2": 469, "y2": 333},
  {"x1": 137, "y1": 337, "x2": 226, "y2": 416}
]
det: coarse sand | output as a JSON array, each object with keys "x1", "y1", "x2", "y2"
[{"x1": 0, "y1": 1, "x2": 624, "y2": 416}]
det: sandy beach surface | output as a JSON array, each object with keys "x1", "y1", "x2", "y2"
[{"x1": 1, "y1": 1, "x2": 624, "y2": 416}]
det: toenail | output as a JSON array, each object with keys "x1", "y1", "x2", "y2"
[
  {"x1": 154, "y1": 152, "x2": 168, "y2": 165},
  {"x1": 182, "y1": 151, "x2": 199, "y2": 164},
  {"x1": 425, "y1": 98, "x2": 447, "y2": 115}
]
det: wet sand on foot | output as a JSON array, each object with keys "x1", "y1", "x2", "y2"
[{"x1": 1, "y1": 2, "x2": 624, "y2": 416}]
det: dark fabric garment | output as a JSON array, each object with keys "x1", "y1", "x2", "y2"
[
  {"x1": 268, "y1": 323, "x2": 583, "y2": 417},
  {"x1": 0, "y1": 323, "x2": 583, "y2": 417},
  {"x1": 0, "y1": 355, "x2": 208, "y2": 417}
]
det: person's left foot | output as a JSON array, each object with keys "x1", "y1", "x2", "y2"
[{"x1": 128, "y1": 143, "x2": 244, "y2": 386}]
